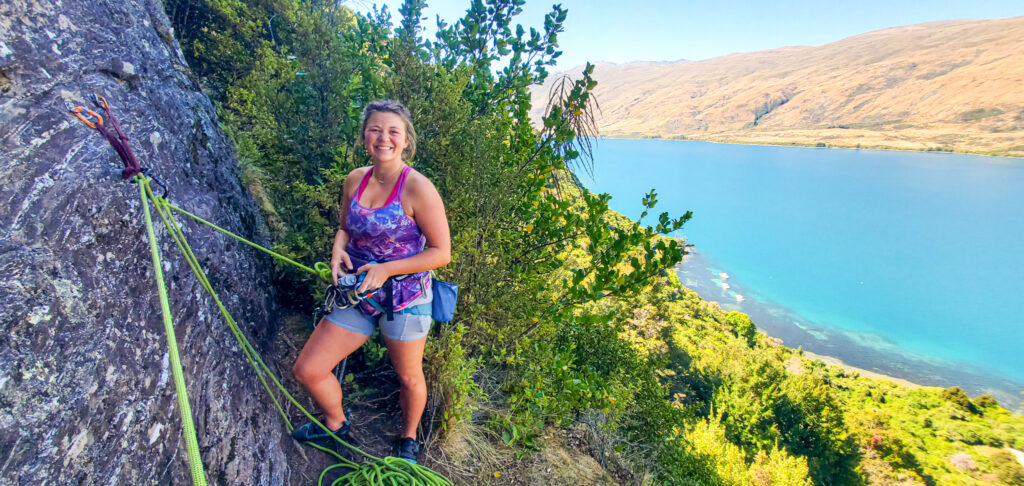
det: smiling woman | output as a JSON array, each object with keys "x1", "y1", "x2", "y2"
[
  {"x1": 291, "y1": 99, "x2": 451, "y2": 464},
  {"x1": 362, "y1": 100, "x2": 417, "y2": 168}
]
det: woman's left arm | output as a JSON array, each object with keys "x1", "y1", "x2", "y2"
[{"x1": 356, "y1": 173, "x2": 451, "y2": 292}]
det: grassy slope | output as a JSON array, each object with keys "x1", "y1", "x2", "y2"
[{"x1": 607, "y1": 273, "x2": 1024, "y2": 484}]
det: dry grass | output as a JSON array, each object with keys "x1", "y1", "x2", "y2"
[
  {"x1": 424, "y1": 405, "x2": 632, "y2": 485},
  {"x1": 425, "y1": 419, "x2": 513, "y2": 484},
  {"x1": 532, "y1": 17, "x2": 1024, "y2": 157}
]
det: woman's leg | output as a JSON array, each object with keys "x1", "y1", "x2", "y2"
[
  {"x1": 294, "y1": 320, "x2": 369, "y2": 429},
  {"x1": 384, "y1": 335, "x2": 428, "y2": 439}
]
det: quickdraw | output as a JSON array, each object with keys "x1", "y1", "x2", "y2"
[{"x1": 65, "y1": 94, "x2": 168, "y2": 195}]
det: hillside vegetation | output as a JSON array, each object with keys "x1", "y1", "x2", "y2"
[
  {"x1": 531, "y1": 17, "x2": 1024, "y2": 156},
  {"x1": 165, "y1": 0, "x2": 1024, "y2": 484}
]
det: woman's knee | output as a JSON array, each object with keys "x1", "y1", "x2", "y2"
[
  {"x1": 293, "y1": 358, "x2": 326, "y2": 385},
  {"x1": 396, "y1": 369, "x2": 426, "y2": 391}
]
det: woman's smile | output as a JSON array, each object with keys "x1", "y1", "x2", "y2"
[{"x1": 364, "y1": 112, "x2": 408, "y2": 162}]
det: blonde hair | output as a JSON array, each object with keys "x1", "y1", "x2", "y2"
[{"x1": 359, "y1": 99, "x2": 416, "y2": 162}]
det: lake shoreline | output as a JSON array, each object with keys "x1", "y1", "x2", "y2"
[
  {"x1": 597, "y1": 134, "x2": 1024, "y2": 160},
  {"x1": 801, "y1": 350, "x2": 923, "y2": 389},
  {"x1": 674, "y1": 248, "x2": 1024, "y2": 412}
]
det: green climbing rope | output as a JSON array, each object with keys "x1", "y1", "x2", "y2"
[
  {"x1": 138, "y1": 180, "x2": 208, "y2": 486},
  {"x1": 136, "y1": 175, "x2": 453, "y2": 486},
  {"x1": 161, "y1": 203, "x2": 332, "y2": 282}
]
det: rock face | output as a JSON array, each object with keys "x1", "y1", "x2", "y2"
[{"x1": 0, "y1": 0, "x2": 306, "y2": 483}]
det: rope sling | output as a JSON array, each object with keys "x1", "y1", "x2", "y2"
[{"x1": 65, "y1": 95, "x2": 454, "y2": 486}]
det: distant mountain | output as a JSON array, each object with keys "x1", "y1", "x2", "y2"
[{"x1": 532, "y1": 17, "x2": 1024, "y2": 156}]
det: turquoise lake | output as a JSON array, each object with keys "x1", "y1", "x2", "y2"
[{"x1": 582, "y1": 138, "x2": 1024, "y2": 407}]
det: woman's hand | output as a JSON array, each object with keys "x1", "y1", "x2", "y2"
[
  {"x1": 355, "y1": 262, "x2": 393, "y2": 294},
  {"x1": 331, "y1": 250, "x2": 354, "y2": 285}
]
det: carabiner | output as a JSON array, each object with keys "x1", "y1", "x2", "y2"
[
  {"x1": 321, "y1": 284, "x2": 340, "y2": 314},
  {"x1": 88, "y1": 93, "x2": 109, "y2": 110},
  {"x1": 70, "y1": 106, "x2": 103, "y2": 130},
  {"x1": 141, "y1": 167, "x2": 170, "y2": 199}
]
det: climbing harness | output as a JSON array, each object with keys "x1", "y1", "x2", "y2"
[
  {"x1": 66, "y1": 95, "x2": 453, "y2": 486},
  {"x1": 364, "y1": 273, "x2": 418, "y2": 321}
]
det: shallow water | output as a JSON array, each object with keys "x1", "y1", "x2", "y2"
[{"x1": 582, "y1": 139, "x2": 1024, "y2": 408}]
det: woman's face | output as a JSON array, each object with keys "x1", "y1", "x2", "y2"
[{"x1": 363, "y1": 111, "x2": 409, "y2": 163}]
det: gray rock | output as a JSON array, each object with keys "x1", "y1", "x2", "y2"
[{"x1": 0, "y1": 0, "x2": 313, "y2": 483}]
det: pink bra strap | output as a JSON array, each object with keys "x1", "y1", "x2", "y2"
[
  {"x1": 392, "y1": 166, "x2": 412, "y2": 203},
  {"x1": 355, "y1": 166, "x2": 410, "y2": 208},
  {"x1": 355, "y1": 167, "x2": 374, "y2": 202}
]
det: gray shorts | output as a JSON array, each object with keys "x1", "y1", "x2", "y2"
[{"x1": 323, "y1": 286, "x2": 433, "y2": 341}]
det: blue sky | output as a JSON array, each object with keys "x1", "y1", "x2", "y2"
[{"x1": 347, "y1": 0, "x2": 1022, "y2": 70}]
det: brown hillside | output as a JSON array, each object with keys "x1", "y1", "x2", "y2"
[{"x1": 532, "y1": 17, "x2": 1024, "y2": 156}]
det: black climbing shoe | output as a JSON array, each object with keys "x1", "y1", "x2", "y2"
[
  {"x1": 291, "y1": 419, "x2": 351, "y2": 444},
  {"x1": 392, "y1": 437, "x2": 419, "y2": 464}
]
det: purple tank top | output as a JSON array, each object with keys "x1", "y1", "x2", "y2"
[{"x1": 345, "y1": 166, "x2": 430, "y2": 316}]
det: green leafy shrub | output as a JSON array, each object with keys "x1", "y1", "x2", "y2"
[
  {"x1": 941, "y1": 386, "x2": 979, "y2": 414},
  {"x1": 426, "y1": 323, "x2": 485, "y2": 433},
  {"x1": 724, "y1": 312, "x2": 757, "y2": 347},
  {"x1": 992, "y1": 450, "x2": 1024, "y2": 485},
  {"x1": 974, "y1": 394, "x2": 999, "y2": 409}
]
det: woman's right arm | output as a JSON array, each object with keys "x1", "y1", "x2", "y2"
[
  {"x1": 331, "y1": 169, "x2": 364, "y2": 283},
  {"x1": 331, "y1": 229, "x2": 352, "y2": 284}
]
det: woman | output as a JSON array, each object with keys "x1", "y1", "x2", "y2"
[{"x1": 292, "y1": 100, "x2": 450, "y2": 464}]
